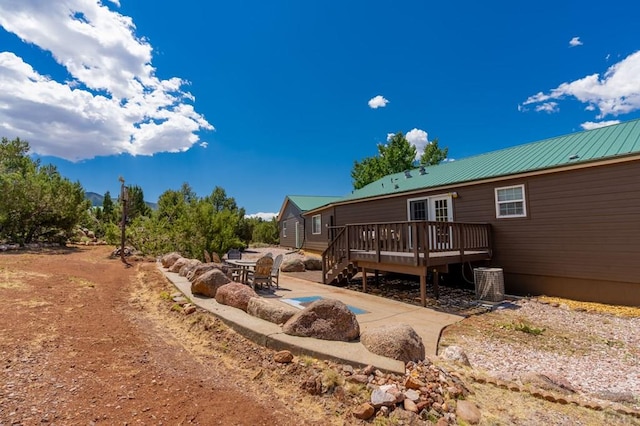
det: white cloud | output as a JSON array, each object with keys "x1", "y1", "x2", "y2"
[
  {"x1": 0, "y1": 0, "x2": 212, "y2": 161},
  {"x1": 368, "y1": 95, "x2": 389, "y2": 109},
  {"x1": 535, "y1": 102, "x2": 559, "y2": 113},
  {"x1": 580, "y1": 120, "x2": 620, "y2": 130},
  {"x1": 405, "y1": 128, "x2": 429, "y2": 159},
  {"x1": 569, "y1": 37, "x2": 583, "y2": 47},
  {"x1": 245, "y1": 212, "x2": 277, "y2": 220},
  {"x1": 522, "y1": 50, "x2": 640, "y2": 119}
]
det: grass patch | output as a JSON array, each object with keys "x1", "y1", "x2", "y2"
[
  {"x1": 538, "y1": 295, "x2": 640, "y2": 318},
  {"x1": 500, "y1": 318, "x2": 545, "y2": 335}
]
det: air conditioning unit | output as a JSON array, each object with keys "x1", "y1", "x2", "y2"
[{"x1": 474, "y1": 267, "x2": 504, "y2": 302}]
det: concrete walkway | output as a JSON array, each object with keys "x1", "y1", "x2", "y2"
[{"x1": 160, "y1": 266, "x2": 462, "y2": 374}]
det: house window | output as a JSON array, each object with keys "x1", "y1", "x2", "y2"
[
  {"x1": 495, "y1": 185, "x2": 527, "y2": 218},
  {"x1": 312, "y1": 215, "x2": 321, "y2": 235},
  {"x1": 282, "y1": 222, "x2": 287, "y2": 237}
]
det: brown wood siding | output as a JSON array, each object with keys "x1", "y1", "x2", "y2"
[
  {"x1": 316, "y1": 159, "x2": 640, "y2": 302},
  {"x1": 303, "y1": 207, "x2": 335, "y2": 253}
]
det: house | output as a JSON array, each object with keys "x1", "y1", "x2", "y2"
[
  {"x1": 277, "y1": 195, "x2": 341, "y2": 249},
  {"x1": 288, "y1": 119, "x2": 640, "y2": 306}
]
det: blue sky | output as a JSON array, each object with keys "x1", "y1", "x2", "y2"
[{"x1": 1, "y1": 1, "x2": 639, "y2": 218}]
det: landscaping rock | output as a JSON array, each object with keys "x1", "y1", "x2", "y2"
[
  {"x1": 169, "y1": 257, "x2": 190, "y2": 273},
  {"x1": 186, "y1": 263, "x2": 223, "y2": 282},
  {"x1": 215, "y1": 282, "x2": 258, "y2": 312},
  {"x1": 360, "y1": 323, "x2": 425, "y2": 363},
  {"x1": 282, "y1": 299, "x2": 360, "y2": 341},
  {"x1": 371, "y1": 384, "x2": 403, "y2": 407},
  {"x1": 456, "y1": 400, "x2": 481, "y2": 424},
  {"x1": 303, "y1": 257, "x2": 322, "y2": 271},
  {"x1": 161, "y1": 252, "x2": 182, "y2": 268},
  {"x1": 441, "y1": 345, "x2": 471, "y2": 366},
  {"x1": 273, "y1": 350, "x2": 294, "y2": 363},
  {"x1": 520, "y1": 372, "x2": 576, "y2": 394},
  {"x1": 352, "y1": 403, "x2": 375, "y2": 420},
  {"x1": 178, "y1": 259, "x2": 201, "y2": 277},
  {"x1": 191, "y1": 269, "x2": 231, "y2": 297},
  {"x1": 247, "y1": 298, "x2": 298, "y2": 325},
  {"x1": 280, "y1": 258, "x2": 305, "y2": 272}
]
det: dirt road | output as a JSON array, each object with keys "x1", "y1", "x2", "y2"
[{"x1": 0, "y1": 245, "x2": 314, "y2": 425}]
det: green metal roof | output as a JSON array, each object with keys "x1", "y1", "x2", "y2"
[
  {"x1": 340, "y1": 119, "x2": 640, "y2": 202},
  {"x1": 286, "y1": 195, "x2": 342, "y2": 212}
]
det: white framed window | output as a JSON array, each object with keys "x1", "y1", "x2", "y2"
[
  {"x1": 495, "y1": 184, "x2": 527, "y2": 218},
  {"x1": 311, "y1": 214, "x2": 321, "y2": 235},
  {"x1": 282, "y1": 222, "x2": 287, "y2": 237}
]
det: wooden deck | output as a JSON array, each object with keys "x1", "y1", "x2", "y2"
[{"x1": 322, "y1": 221, "x2": 492, "y2": 306}]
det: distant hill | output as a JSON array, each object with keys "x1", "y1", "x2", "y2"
[
  {"x1": 84, "y1": 192, "x2": 157, "y2": 210},
  {"x1": 85, "y1": 192, "x2": 104, "y2": 207}
]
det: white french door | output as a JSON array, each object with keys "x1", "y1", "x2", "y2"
[
  {"x1": 407, "y1": 195, "x2": 453, "y2": 249},
  {"x1": 430, "y1": 196, "x2": 453, "y2": 250}
]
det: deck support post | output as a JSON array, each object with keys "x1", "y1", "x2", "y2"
[
  {"x1": 432, "y1": 269, "x2": 440, "y2": 299},
  {"x1": 362, "y1": 267, "x2": 368, "y2": 293},
  {"x1": 420, "y1": 274, "x2": 426, "y2": 307},
  {"x1": 374, "y1": 269, "x2": 379, "y2": 285}
]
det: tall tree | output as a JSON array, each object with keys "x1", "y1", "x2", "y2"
[
  {"x1": 123, "y1": 185, "x2": 151, "y2": 220},
  {"x1": 351, "y1": 132, "x2": 448, "y2": 189},
  {"x1": 420, "y1": 138, "x2": 448, "y2": 166},
  {"x1": 0, "y1": 137, "x2": 90, "y2": 244},
  {"x1": 351, "y1": 132, "x2": 416, "y2": 190},
  {"x1": 102, "y1": 191, "x2": 115, "y2": 222}
]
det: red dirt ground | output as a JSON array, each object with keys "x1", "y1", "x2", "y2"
[{"x1": 0, "y1": 245, "x2": 316, "y2": 425}]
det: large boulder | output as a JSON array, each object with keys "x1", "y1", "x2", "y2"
[
  {"x1": 169, "y1": 257, "x2": 190, "y2": 273},
  {"x1": 191, "y1": 269, "x2": 231, "y2": 297},
  {"x1": 282, "y1": 299, "x2": 360, "y2": 341},
  {"x1": 303, "y1": 257, "x2": 322, "y2": 271},
  {"x1": 247, "y1": 298, "x2": 298, "y2": 325},
  {"x1": 161, "y1": 252, "x2": 182, "y2": 268},
  {"x1": 281, "y1": 258, "x2": 305, "y2": 272},
  {"x1": 360, "y1": 323, "x2": 425, "y2": 363},
  {"x1": 187, "y1": 263, "x2": 228, "y2": 282},
  {"x1": 179, "y1": 259, "x2": 201, "y2": 277},
  {"x1": 215, "y1": 283, "x2": 258, "y2": 312},
  {"x1": 210, "y1": 252, "x2": 222, "y2": 263}
]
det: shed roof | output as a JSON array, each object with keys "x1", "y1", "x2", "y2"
[
  {"x1": 338, "y1": 118, "x2": 640, "y2": 203},
  {"x1": 277, "y1": 195, "x2": 342, "y2": 221}
]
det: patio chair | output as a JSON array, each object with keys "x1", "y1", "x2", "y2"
[
  {"x1": 226, "y1": 248, "x2": 242, "y2": 260},
  {"x1": 246, "y1": 256, "x2": 273, "y2": 290},
  {"x1": 270, "y1": 254, "x2": 283, "y2": 289}
]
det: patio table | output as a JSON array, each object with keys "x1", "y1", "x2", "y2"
[{"x1": 225, "y1": 259, "x2": 256, "y2": 284}]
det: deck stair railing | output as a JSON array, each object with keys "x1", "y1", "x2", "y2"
[
  {"x1": 322, "y1": 226, "x2": 354, "y2": 284},
  {"x1": 323, "y1": 221, "x2": 491, "y2": 282}
]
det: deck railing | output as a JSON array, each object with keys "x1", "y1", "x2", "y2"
[{"x1": 323, "y1": 221, "x2": 491, "y2": 282}]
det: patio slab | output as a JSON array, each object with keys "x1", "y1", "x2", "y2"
[{"x1": 160, "y1": 265, "x2": 463, "y2": 374}]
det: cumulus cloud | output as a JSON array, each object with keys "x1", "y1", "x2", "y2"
[
  {"x1": 569, "y1": 37, "x2": 583, "y2": 47},
  {"x1": 535, "y1": 102, "x2": 559, "y2": 113},
  {"x1": 580, "y1": 120, "x2": 621, "y2": 130},
  {"x1": 368, "y1": 95, "x2": 389, "y2": 109},
  {"x1": 245, "y1": 212, "x2": 277, "y2": 220},
  {"x1": 0, "y1": 0, "x2": 212, "y2": 161},
  {"x1": 522, "y1": 50, "x2": 640, "y2": 119},
  {"x1": 405, "y1": 128, "x2": 429, "y2": 159}
]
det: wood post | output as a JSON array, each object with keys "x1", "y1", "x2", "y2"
[
  {"x1": 362, "y1": 267, "x2": 368, "y2": 293},
  {"x1": 420, "y1": 274, "x2": 426, "y2": 307},
  {"x1": 433, "y1": 269, "x2": 440, "y2": 299}
]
